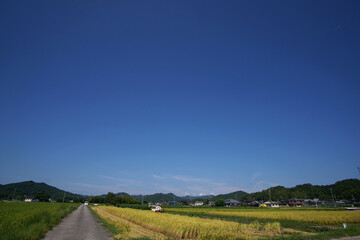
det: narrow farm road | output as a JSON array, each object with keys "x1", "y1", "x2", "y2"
[{"x1": 43, "y1": 205, "x2": 113, "y2": 240}]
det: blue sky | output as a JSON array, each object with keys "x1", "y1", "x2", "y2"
[{"x1": 1, "y1": 0, "x2": 359, "y2": 196}]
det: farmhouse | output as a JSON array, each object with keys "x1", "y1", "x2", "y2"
[
  {"x1": 225, "y1": 199, "x2": 240, "y2": 207},
  {"x1": 168, "y1": 201, "x2": 177, "y2": 205},
  {"x1": 193, "y1": 201, "x2": 204, "y2": 206},
  {"x1": 264, "y1": 201, "x2": 279, "y2": 208},
  {"x1": 289, "y1": 198, "x2": 305, "y2": 207}
]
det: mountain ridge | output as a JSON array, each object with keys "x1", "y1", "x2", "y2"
[{"x1": 1, "y1": 178, "x2": 359, "y2": 202}]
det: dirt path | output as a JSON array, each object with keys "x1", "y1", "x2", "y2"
[
  {"x1": 43, "y1": 205, "x2": 113, "y2": 240},
  {"x1": 92, "y1": 207, "x2": 168, "y2": 239}
]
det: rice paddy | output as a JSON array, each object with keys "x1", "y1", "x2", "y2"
[
  {"x1": 92, "y1": 206, "x2": 360, "y2": 240},
  {"x1": 165, "y1": 207, "x2": 360, "y2": 225},
  {"x1": 92, "y1": 206, "x2": 284, "y2": 239},
  {"x1": 0, "y1": 202, "x2": 79, "y2": 240}
]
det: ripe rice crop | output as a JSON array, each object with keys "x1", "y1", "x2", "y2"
[
  {"x1": 166, "y1": 208, "x2": 360, "y2": 225},
  {"x1": 93, "y1": 206, "x2": 282, "y2": 239},
  {"x1": 0, "y1": 202, "x2": 79, "y2": 240}
]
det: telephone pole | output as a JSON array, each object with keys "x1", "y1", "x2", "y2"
[
  {"x1": 269, "y1": 189, "x2": 271, "y2": 202},
  {"x1": 330, "y1": 188, "x2": 336, "y2": 207},
  {"x1": 12, "y1": 188, "x2": 17, "y2": 200}
]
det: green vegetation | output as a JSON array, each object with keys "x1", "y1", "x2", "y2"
[
  {"x1": 1, "y1": 178, "x2": 359, "y2": 204},
  {"x1": 34, "y1": 190, "x2": 51, "y2": 202},
  {"x1": 132, "y1": 193, "x2": 179, "y2": 203},
  {"x1": 244, "y1": 179, "x2": 360, "y2": 201},
  {"x1": 215, "y1": 199, "x2": 225, "y2": 207},
  {"x1": 87, "y1": 192, "x2": 140, "y2": 205},
  {"x1": 0, "y1": 181, "x2": 85, "y2": 201},
  {"x1": 0, "y1": 201, "x2": 79, "y2": 240},
  {"x1": 211, "y1": 190, "x2": 248, "y2": 201}
]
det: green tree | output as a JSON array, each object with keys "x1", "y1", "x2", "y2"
[
  {"x1": 215, "y1": 199, "x2": 225, "y2": 207},
  {"x1": 35, "y1": 190, "x2": 51, "y2": 202}
]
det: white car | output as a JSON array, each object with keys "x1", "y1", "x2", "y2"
[
  {"x1": 84, "y1": 201, "x2": 89, "y2": 206},
  {"x1": 151, "y1": 206, "x2": 163, "y2": 213}
]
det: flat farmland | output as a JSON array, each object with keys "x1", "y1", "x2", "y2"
[
  {"x1": 165, "y1": 207, "x2": 360, "y2": 239},
  {"x1": 92, "y1": 206, "x2": 360, "y2": 240},
  {"x1": 0, "y1": 202, "x2": 79, "y2": 240},
  {"x1": 165, "y1": 207, "x2": 360, "y2": 225}
]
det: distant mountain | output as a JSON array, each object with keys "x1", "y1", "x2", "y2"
[
  {"x1": 243, "y1": 179, "x2": 360, "y2": 201},
  {"x1": 2, "y1": 178, "x2": 358, "y2": 203},
  {"x1": 0, "y1": 181, "x2": 84, "y2": 201},
  {"x1": 182, "y1": 195, "x2": 215, "y2": 200},
  {"x1": 115, "y1": 192, "x2": 131, "y2": 197},
  {"x1": 132, "y1": 193, "x2": 180, "y2": 203},
  {"x1": 212, "y1": 190, "x2": 248, "y2": 201}
]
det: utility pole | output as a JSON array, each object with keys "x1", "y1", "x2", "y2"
[
  {"x1": 12, "y1": 188, "x2": 17, "y2": 200},
  {"x1": 141, "y1": 195, "x2": 144, "y2": 205},
  {"x1": 269, "y1": 189, "x2": 271, "y2": 202},
  {"x1": 357, "y1": 166, "x2": 360, "y2": 176},
  {"x1": 62, "y1": 192, "x2": 66, "y2": 203},
  {"x1": 330, "y1": 188, "x2": 336, "y2": 207}
]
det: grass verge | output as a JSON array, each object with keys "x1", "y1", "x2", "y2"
[{"x1": 89, "y1": 206, "x2": 123, "y2": 239}]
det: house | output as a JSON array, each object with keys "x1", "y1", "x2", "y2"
[
  {"x1": 288, "y1": 198, "x2": 305, "y2": 207},
  {"x1": 249, "y1": 201, "x2": 259, "y2": 207},
  {"x1": 194, "y1": 201, "x2": 204, "y2": 206},
  {"x1": 264, "y1": 201, "x2": 279, "y2": 208},
  {"x1": 225, "y1": 199, "x2": 240, "y2": 207},
  {"x1": 24, "y1": 198, "x2": 33, "y2": 202},
  {"x1": 168, "y1": 201, "x2": 177, "y2": 205}
]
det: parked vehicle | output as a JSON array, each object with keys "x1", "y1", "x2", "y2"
[{"x1": 151, "y1": 206, "x2": 163, "y2": 213}]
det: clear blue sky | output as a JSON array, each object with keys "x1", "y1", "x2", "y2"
[{"x1": 1, "y1": 0, "x2": 359, "y2": 196}]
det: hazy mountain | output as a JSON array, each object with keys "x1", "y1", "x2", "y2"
[{"x1": 182, "y1": 195, "x2": 215, "y2": 200}]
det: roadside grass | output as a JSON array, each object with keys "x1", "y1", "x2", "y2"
[
  {"x1": 89, "y1": 206, "x2": 123, "y2": 239},
  {"x1": 0, "y1": 201, "x2": 79, "y2": 240}
]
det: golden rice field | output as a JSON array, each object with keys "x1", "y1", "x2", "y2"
[
  {"x1": 92, "y1": 206, "x2": 283, "y2": 240},
  {"x1": 165, "y1": 208, "x2": 360, "y2": 225}
]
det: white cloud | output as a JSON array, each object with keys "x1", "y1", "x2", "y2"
[{"x1": 152, "y1": 174, "x2": 165, "y2": 180}]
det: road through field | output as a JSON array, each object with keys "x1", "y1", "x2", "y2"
[{"x1": 43, "y1": 204, "x2": 113, "y2": 240}]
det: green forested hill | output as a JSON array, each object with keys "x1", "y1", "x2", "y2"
[
  {"x1": 1, "y1": 178, "x2": 358, "y2": 202},
  {"x1": 243, "y1": 179, "x2": 360, "y2": 201},
  {"x1": 0, "y1": 181, "x2": 83, "y2": 201},
  {"x1": 212, "y1": 190, "x2": 248, "y2": 201},
  {"x1": 133, "y1": 193, "x2": 180, "y2": 203}
]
